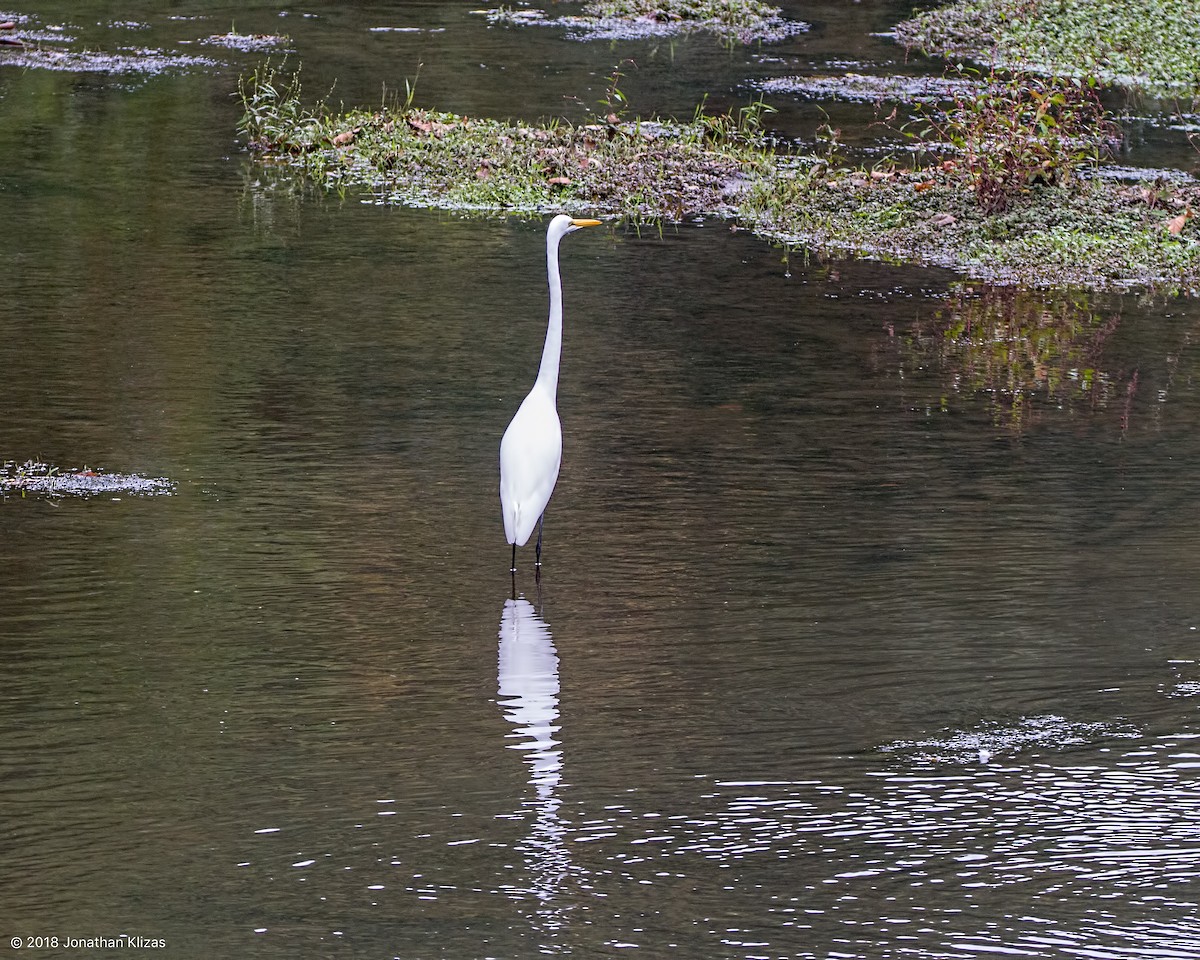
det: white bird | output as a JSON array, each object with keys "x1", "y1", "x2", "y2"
[{"x1": 500, "y1": 214, "x2": 601, "y2": 573}]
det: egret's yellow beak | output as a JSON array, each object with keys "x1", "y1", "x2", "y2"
[{"x1": 571, "y1": 218, "x2": 602, "y2": 228}]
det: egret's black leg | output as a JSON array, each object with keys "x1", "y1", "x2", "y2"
[
  {"x1": 534, "y1": 516, "x2": 544, "y2": 567},
  {"x1": 510, "y1": 542, "x2": 517, "y2": 574}
]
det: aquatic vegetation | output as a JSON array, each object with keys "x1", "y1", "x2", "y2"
[
  {"x1": 240, "y1": 67, "x2": 1200, "y2": 293},
  {"x1": 0, "y1": 10, "x2": 225, "y2": 74},
  {"x1": 893, "y1": 0, "x2": 1200, "y2": 97},
  {"x1": 758, "y1": 72, "x2": 983, "y2": 104},
  {"x1": 481, "y1": 0, "x2": 806, "y2": 43},
  {"x1": 740, "y1": 161, "x2": 1200, "y2": 293},
  {"x1": 0, "y1": 44, "x2": 219, "y2": 75},
  {"x1": 904, "y1": 69, "x2": 1119, "y2": 214},
  {"x1": 238, "y1": 66, "x2": 775, "y2": 221},
  {"x1": 0, "y1": 460, "x2": 174, "y2": 497}
]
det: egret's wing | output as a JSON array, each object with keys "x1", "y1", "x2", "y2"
[{"x1": 499, "y1": 389, "x2": 562, "y2": 546}]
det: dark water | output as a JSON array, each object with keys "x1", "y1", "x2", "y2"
[{"x1": 3, "y1": 2, "x2": 1200, "y2": 957}]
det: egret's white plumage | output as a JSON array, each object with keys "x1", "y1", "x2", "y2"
[{"x1": 500, "y1": 214, "x2": 600, "y2": 571}]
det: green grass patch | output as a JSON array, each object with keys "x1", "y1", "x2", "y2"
[
  {"x1": 740, "y1": 164, "x2": 1200, "y2": 293},
  {"x1": 894, "y1": 0, "x2": 1200, "y2": 97},
  {"x1": 240, "y1": 66, "x2": 1200, "y2": 294},
  {"x1": 238, "y1": 66, "x2": 776, "y2": 220}
]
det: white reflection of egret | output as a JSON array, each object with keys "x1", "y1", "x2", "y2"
[{"x1": 497, "y1": 597, "x2": 574, "y2": 930}]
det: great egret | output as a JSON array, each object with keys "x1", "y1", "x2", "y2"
[{"x1": 500, "y1": 214, "x2": 601, "y2": 573}]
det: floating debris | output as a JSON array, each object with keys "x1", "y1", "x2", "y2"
[
  {"x1": 880, "y1": 714, "x2": 1141, "y2": 765},
  {"x1": 0, "y1": 45, "x2": 219, "y2": 75},
  {"x1": 368, "y1": 26, "x2": 446, "y2": 34},
  {"x1": 1, "y1": 460, "x2": 174, "y2": 498},
  {"x1": 198, "y1": 32, "x2": 290, "y2": 53}
]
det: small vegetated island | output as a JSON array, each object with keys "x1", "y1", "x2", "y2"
[
  {"x1": 480, "y1": 0, "x2": 807, "y2": 43},
  {"x1": 241, "y1": 0, "x2": 1200, "y2": 293}
]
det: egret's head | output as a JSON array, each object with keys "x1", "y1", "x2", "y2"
[{"x1": 549, "y1": 214, "x2": 602, "y2": 240}]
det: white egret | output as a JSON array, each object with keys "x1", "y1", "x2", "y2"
[{"x1": 500, "y1": 214, "x2": 601, "y2": 573}]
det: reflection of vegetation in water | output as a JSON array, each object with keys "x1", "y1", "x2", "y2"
[{"x1": 897, "y1": 286, "x2": 1133, "y2": 428}]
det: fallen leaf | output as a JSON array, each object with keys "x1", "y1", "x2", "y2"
[
  {"x1": 870, "y1": 170, "x2": 894, "y2": 181},
  {"x1": 940, "y1": 160, "x2": 957, "y2": 172},
  {"x1": 930, "y1": 213, "x2": 957, "y2": 228},
  {"x1": 331, "y1": 130, "x2": 356, "y2": 146},
  {"x1": 914, "y1": 181, "x2": 935, "y2": 192},
  {"x1": 547, "y1": 176, "x2": 572, "y2": 186},
  {"x1": 1167, "y1": 207, "x2": 1193, "y2": 235}
]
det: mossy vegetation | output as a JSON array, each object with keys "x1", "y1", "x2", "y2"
[
  {"x1": 239, "y1": 66, "x2": 776, "y2": 220},
  {"x1": 742, "y1": 166, "x2": 1200, "y2": 292},
  {"x1": 894, "y1": 0, "x2": 1200, "y2": 97},
  {"x1": 240, "y1": 66, "x2": 1200, "y2": 293}
]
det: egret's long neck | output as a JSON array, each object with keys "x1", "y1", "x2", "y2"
[{"x1": 534, "y1": 233, "x2": 564, "y2": 402}]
